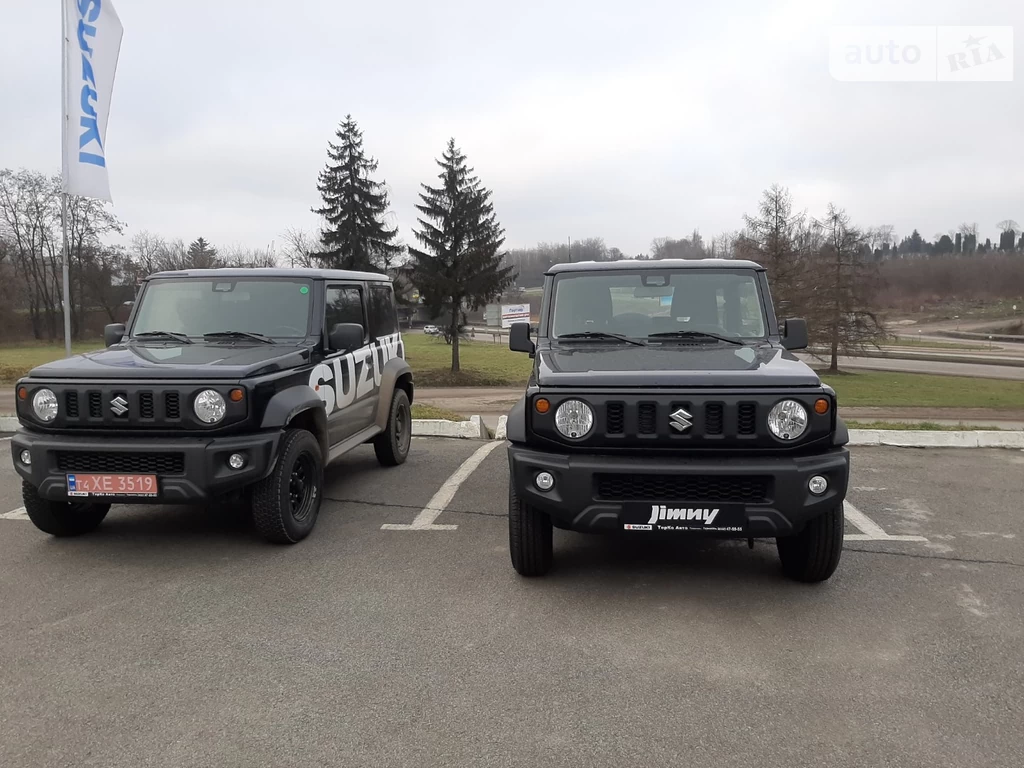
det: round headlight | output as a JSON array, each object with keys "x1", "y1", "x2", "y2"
[
  {"x1": 768, "y1": 399, "x2": 808, "y2": 440},
  {"x1": 193, "y1": 390, "x2": 226, "y2": 424},
  {"x1": 554, "y1": 399, "x2": 594, "y2": 439},
  {"x1": 32, "y1": 388, "x2": 58, "y2": 422}
]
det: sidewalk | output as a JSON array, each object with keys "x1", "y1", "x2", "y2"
[
  {"x1": 413, "y1": 388, "x2": 1024, "y2": 431},
  {"x1": 4, "y1": 387, "x2": 1022, "y2": 431}
]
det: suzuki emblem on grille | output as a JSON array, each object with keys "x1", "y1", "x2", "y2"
[
  {"x1": 669, "y1": 407, "x2": 693, "y2": 432},
  {"x1": 110, "y1": 396, "x2": 129, "y2": 416}
]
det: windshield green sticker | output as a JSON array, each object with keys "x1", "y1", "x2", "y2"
[{"x1": 300, "y1": 286, "x2": 309, "y2": 294}]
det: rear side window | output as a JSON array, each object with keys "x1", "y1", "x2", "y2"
[
  {"x1": 367, "y1": 284, "x2": 399, "y2": 338},
  {"x1": 325, "y1": 286, "x2": 366, "y2": 338}
]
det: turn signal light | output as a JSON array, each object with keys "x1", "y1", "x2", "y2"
[
  {"x1": 17, "y1": 387, "x2": 28, "y2": 401},
  {"x1": 229, "y1": 388, "x2": 244, "y2": 402},
  {"x1": 814, "y1": 399, "x2": 830, "y2": 415},
  {"x1": 535, "y1": 398, "x2": 550, "y2": 414}
]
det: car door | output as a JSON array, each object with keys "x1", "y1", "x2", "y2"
[
  {"x1": 323, "y1": 282, "x2": 377, "y2": 446},
  {"x1": 365, "y1": 281, "x2": 403, "y2": 408}
]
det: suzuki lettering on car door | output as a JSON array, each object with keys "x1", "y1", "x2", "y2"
[{"x1": 307, "y1": 333, "x2": 404, "y2": 415}]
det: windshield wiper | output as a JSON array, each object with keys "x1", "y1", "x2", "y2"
[
  {"x1": 557, "y1": 331, "x2": 647, "y2": 347},
  {"x1": 203, "y1": 330, "x2": 274, "y2": 344},
  {"x1": 132, "y1": 330, "x2": 193, "y2": 344},
  {"x1": 648, "y1": 330, "x2": 744, "y2": 346}
]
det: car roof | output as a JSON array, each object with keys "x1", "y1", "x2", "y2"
[
  {"x1": 147, "y1": 267, "x2": 391, "y2": 282},
  {"x1": 546, "y1": 258, "x2": 763, "y2": 274}
]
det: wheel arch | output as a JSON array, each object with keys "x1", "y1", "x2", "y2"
[
  {"x1": 261, "y1": 386, "x2": 329, "y2": 458},
  {"x1": 375, "y1": 358, "x2": 414, "y2": 430}
]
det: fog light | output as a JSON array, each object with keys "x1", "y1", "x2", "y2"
[
  {"x1": 808, "y1": 475, "x2": 828, "y2": 495},
  {"x1": 535, "y1": 471, "x2": 555, "y2": 491},
  {"x1": 19, "y1": 450, "x2": 31, "y2": 466},
  {"x1": 228, "y1": 453, "x2": 246, "y2": 470}
]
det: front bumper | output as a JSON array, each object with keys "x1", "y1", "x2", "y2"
[
  {"x1": 508, "y1": 444, "x2": 850, "y2": 537},
  {"x1": 10, "y1": 429, "x2": 283, "y2": 504}
]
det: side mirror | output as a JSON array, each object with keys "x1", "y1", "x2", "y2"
[
  {"x1": 328, "y1": 323, "x2": 365, "y2": 352},
  {"x1": 104, "y1": 323, "x2": 125, "y2": 347},
  {"x1": 781, "y1": 318, "x2": 808, "y2": 351},
  {"x1": 509, "y1": 322, "x2": 535, "y2": 355}
]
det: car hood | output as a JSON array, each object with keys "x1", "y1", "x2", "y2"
[
  {"x1": 536, "y1": 342, "x2": 821, "y2": 388},
  {"x1": 25, "y1": 342, "x2": 312, "y2": 380}
]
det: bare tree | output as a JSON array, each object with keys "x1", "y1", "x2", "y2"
[
  {"x1": 650, "y1": 234, "x2": 705, "y2": 260},
  {"x1": 811, "y1": 204, "x2": 885, "y2": 374},
  {"x1": 997, "y1": 219, "x2": 1019, "y2": 233},
  {"x1": 281, "y1": 227, "x2": 319, "y2": 269},
  {"x1": 958, "y1": 222, "x2": 979, "y2": 254},
  {"x1": 129, "y1": 231, "x2": 167, "y2": 277},
  {"x1": 0, "y1": 169, "x2": 62, "y2": 339},
  {"x1": 222, "y1": 245, "x2": 277, "y2": 268},
  {"x1": 710, "y1": 230, "x2": 738, "y2": 259}
]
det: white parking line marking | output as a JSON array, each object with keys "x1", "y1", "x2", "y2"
[
  {"x1": 381, "y1": 441, "x2": 502, "y2": 531},
  {"x1": 845, "y1": 501, "x2": 927, "y2": 542},
  {"x1": 0, "y1": 437, "x2": 12, "y2": 442},
  {"x1": 1, "y1": 507, "x2": 28, "y2": 521}
]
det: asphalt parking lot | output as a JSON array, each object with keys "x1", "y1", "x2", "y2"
[{"x1": 1, "y1": 437, "x2": 1023, "y2": 767}]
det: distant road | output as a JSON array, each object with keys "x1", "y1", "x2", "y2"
[{"x1": 796, "y1": 354, "x2": 1024, "y2": 381}]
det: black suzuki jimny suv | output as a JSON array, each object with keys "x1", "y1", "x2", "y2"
[
  {"x1": 10, "y1": 268, "x2": 413, "y2": 544},
  {"x1": 505, "y1": 259, "x2": 850, "y2": 582}
]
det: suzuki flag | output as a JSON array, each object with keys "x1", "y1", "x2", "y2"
[{"x1": 63, "y1": 0, "x2": 123, "y2": 202}]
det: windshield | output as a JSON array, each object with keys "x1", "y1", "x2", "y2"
[
  {"x1": 132, "y1": 278, "x2": 313, "y2": 339},
  {"x1": 551, "y1": 270, "x2": 767, "y2": 340}
]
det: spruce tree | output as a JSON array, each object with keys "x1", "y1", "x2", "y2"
[
  {"x1": 312, "y1": 116, "x2": 402, "y2": 272},
  {"x1": 186, "y1": 237, "x2": 220, "y2": 268},
  {"x1": 408, "y1": 139, "x2": 514, "y2": 373}
]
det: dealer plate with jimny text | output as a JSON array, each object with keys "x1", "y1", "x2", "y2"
[
  {"x1": 67, "y1": 473, "x2": 158, "y2": 498},
  {"x1": 622, "y1": 503, "x2": 746, "y2": 533}
]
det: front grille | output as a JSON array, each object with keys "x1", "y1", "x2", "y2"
[
  {"x1": 705, "y1": 403, "x2": 724, "y2": 435},
  {"x1": 606, "y1": 403, "x2": 624, "y2": 434},
  {"x1": 139, "y1": 392, "x2": 155, "y2": 419},
  {"x1": 164, "y1": 392, "x2": 180, "y2": 420},
  {"x1": 56, "y1": 451, "x2": 185, "y2": 475},
  {"x1": 738, "y1": 403, "x2": 757, "y2": 435},
  {"x1": 596, "y1": 474, "x2": 771, "y2": 503},
  {"x1": 88, "y1": 391, "x2": 102, "y2": 418},
  {"x1": 65, "y1": 391, "x2": 79, "y2": 418},
  {"x1": 638, "y1": 402, "x2": 657, "y2": 434}
]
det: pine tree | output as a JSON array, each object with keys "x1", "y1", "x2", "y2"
[
  {"x1": 312, "y1": 115, "x2": 402, "y2": 272},
  {"x1": 187, "y1": 237, "x2": 220, "y2": 268},
  {"x1": 408, "y1": 139, "x2": 514, "y2": 373}
]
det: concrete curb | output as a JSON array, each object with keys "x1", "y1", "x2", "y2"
[
  {"x1": 848, "y1": 429, "x2": 1024, "y2": 448},
  {"x1": 3, "y1": 416, "x2": 1021, "y2": 447},
  {"x1": 0, "y1": 415, "x2": 493, "y2": 440},
  {"x1": 411, "y1": 415, "x2": 488, "y2": 439}
]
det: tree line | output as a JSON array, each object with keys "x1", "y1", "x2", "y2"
[
  {"x1": 3, "y1": 113, "x2": 1021, "y2": 375},
  {"x1": 0, "y1": 169, "x2": 285, "y2": 342}
]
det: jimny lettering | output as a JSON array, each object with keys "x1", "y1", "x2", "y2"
[{"x1": 646, "y1": 505, "x2": 721, "y2": 526}]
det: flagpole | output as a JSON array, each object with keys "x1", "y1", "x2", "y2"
[{"x1": 60, "y1": 0, "x2": 72, "y2": 357}]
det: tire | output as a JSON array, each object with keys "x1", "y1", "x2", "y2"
[
  {"x1": 776, "y1": 503, "x2": 844, "y2": 583},
  {"x1": 373, "y1": 388, "x2": 412, "y2": 467},
  {"x1": 22, "y1": 481, "x2": 109, "y2": 537},
  {"x1": 509, "y1": 480, "x2": 553, "y2": 577},
  {"x1": 251, "y1": 428, "x2": 324, "y2": 544}
]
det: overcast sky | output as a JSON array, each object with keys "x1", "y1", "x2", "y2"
[{"x1": 3, "y1": 0, "x2": 1020, "y2": 255}]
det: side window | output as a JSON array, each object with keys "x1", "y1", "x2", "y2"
[
  {"x1": 367, "y1": 284, "x2": 399, "y2": 338},
  {"x1": 325, "y1": 285, "x2": 366, "y2": 341}
]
